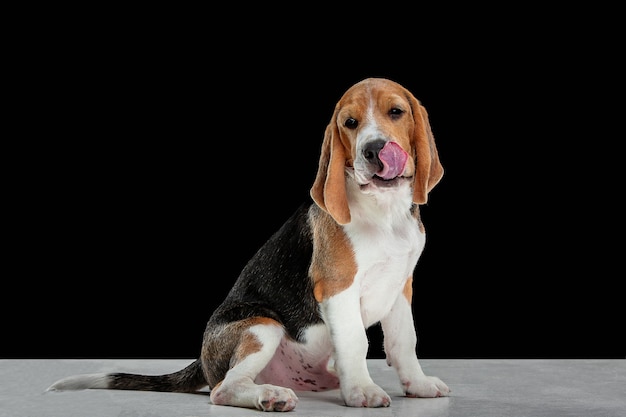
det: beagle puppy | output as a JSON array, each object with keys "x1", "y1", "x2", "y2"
[{"x1": 47, "y1": 77, "x2": 449, "y2": 412}]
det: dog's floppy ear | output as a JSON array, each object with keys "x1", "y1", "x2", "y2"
[
  {"x1": 410, "y1": 96, "x2": 444, "y2": 205},
  {"x1": 310, "y1": 114, "x2": 351, "y2": 225}
]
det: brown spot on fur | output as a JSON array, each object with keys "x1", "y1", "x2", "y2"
[
  {"x1": 308, "y1": 205, "x2": 357, "y2": 302},
  {"x1": 403, "y1": 277, "x2": 413, "y2": 304},
  {"x1": 201, "y1": 317, "x2": 281, "y2": 387},
  {"x1": 233, "y1": 317, "x2": 280, "y2": 365},
  {"x1": 233, "y1": 332, "x2": 262, "y2": 365},
  {"x1": 411, "y1": 204, "x2": 425, "y2": 234}
]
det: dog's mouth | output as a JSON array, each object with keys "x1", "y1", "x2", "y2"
[
  {"x1": 376, "y1": 141, "x2": 408, "y2": 180},
  {"x1": 356, "y1": 141, "x2": 410, "y2": 188},
  {"x1": 364, "y1": 175, "x2": 410, "y2": 188}
]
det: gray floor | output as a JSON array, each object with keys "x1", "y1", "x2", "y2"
[{"x1": 1, "y1": 359, "x2": 624, "y2": 416}]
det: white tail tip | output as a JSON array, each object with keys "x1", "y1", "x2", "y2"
[{"x1": 47, "y1": 373, "x2": 109, "y2": 391}]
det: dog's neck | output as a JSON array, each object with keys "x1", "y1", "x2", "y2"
[{"x1": 344, "y1": 175, "x2": 415, "y2": 228}]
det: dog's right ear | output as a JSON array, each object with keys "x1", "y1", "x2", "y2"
[{"x1": 310, "y1": 116, "x2": 351, "y2": 225}]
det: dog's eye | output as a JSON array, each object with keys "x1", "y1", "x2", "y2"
[
  {"x1": 344, "y1": 118, "x2": 358, "y2": 129},
  {"x1": 389, "y1": 108, "x2": 404, "y2": 120}
]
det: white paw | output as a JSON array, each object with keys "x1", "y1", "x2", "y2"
[
  {"x1": 256, "y1": 385, "x2": 299, "y2": 412},
  {"x1": 210, "y1": 381, "x2": 298, "y2": 412},
  {"x1": 403, "y1": 375, "x2": 450, "y2": 398},
  {"x1": 342, "y1": 383, "x2": 391, "y2": 408}
]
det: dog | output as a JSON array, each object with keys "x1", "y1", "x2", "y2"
[{"x1": 47, "y1": 77, "x2": 449, "y2": 412}]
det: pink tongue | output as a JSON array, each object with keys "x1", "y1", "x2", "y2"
[{"x1": 377, "y1": 142, "x2": 408, "y2": 180}]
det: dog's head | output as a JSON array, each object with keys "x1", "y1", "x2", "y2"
[{"x1": 311, "y1": 77, "x2": 444, "y2": 225}]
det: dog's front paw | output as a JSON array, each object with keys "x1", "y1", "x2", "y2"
[
  {"x1": 403, "y1": 376, "x2": 450, "y2": 398},
  {"x1": 342, "y1": 384, "x2": 391, "y2": 408}
]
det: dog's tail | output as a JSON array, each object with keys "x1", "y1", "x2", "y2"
[{"x1": 46, "y1": 358, "x2": 207, "y2": 393}]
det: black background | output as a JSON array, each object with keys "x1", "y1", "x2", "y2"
[{"x1": 4, "y1": 11, "x2": 623, "y2": 359}]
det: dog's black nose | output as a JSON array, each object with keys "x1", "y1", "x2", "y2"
[{"x1": 363, "y1": 139, "x2": 386, "y2": 169}]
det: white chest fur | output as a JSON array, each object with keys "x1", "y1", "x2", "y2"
[{"x1": 343, "y1": 184, "x2": 425, "y2": 328}]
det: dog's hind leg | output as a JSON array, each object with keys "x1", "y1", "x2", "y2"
[{"x1": 202, "y1": 317, "x2": 299, "y2": 412}]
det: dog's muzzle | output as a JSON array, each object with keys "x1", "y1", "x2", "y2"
[{"x1": 362, "y1": 139, "x2": 408, "y2": 181}]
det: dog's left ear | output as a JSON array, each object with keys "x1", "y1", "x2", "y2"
[
  {"x1": 409, "y1": 95, "x2": 444, "y2": 205},
  {"x1": 310, "y1": 115, "x2": 351, "y2": 225}
]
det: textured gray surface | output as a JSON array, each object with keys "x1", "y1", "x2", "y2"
[{"x1": 1, "y1": 359, "x2": 624, "y2": 416}]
